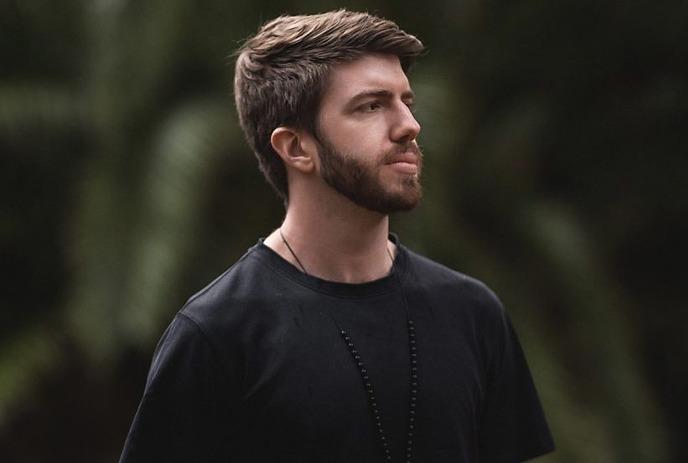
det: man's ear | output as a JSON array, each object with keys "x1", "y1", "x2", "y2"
[{"x1": 270, "y1": 127, "x2": 316, "y2": 174}]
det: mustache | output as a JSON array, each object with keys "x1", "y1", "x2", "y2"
[{"x1": 382, "y1": 142, "x2": 423, "y2": 163}]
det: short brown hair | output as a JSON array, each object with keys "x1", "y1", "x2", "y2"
[{"x1": 233, "y1": 10, "x2": 424, "y2": 202}]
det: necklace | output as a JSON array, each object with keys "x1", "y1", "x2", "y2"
[
  {"x1": 279, "y1": 228, "x2": 309, "y2": 274},
  {"x1": 278, "y1": 228, "x2": 418, "y2": 462},
  {"x1": 338, "y1": 320, "x2": 418, "y2": 463},
  {"x1": 278, "y1": 228, "x2": 396, "y2": 275}
]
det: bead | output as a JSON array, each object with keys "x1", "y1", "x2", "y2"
[{"x1": 337, "y1": 316, "x2": 420, "y2": 463}]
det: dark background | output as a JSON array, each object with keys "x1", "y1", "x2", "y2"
[{"x1": 1, "y1": 0, "x2": 686, "y2": 461}]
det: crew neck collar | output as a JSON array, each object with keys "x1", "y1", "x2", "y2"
[{"x1": 251, "y1": 233, "x2": 408, "y2": 299}]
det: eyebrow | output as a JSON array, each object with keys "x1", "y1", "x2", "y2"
[{"x1": 346, "y1": 89, "x2": 415, "y2": 107}]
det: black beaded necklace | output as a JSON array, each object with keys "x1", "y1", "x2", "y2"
[
  {"x1": 278, "y1": 229, "x2": 419, "y2": 462},
  {"x1": 338, "y1": 319, "x2": 418, "y2": 463}
]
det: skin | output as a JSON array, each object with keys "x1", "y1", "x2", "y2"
[{"x1": 263, "y1": 53, "x2": 422, "y2": 283}]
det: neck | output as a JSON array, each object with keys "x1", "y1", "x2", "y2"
[{"x1": 264, "y1": 186, "x2": 395, "y2": 283}]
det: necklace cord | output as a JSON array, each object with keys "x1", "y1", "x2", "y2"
[
  {"x1": 279, "y1": 228, "x2": 309, "y2": 275},
  {"x1": 278, "y1": 229, "x2": 415, "y2": 461},
  {"x1": 389, "y1": 247, "x2": 418, "y2": 463},
  {"x1": 279, "y1": 228, "x2": 396, "y2": 276}
]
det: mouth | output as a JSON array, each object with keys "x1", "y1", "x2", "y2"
[
  {"x1": 385, "y1": 151, "x2": 420, "y2": 174},
  {"x1": 387, "y1": 161, "x2": 418, "y2": 175}
]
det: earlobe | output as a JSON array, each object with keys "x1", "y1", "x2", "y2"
[{"x1": 271, "y1": 127, "x2": 315, "y2": 173}]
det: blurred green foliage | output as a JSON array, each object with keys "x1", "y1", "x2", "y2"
[{"x1": 1, "y1": 0, "x2": 686, "y2": 461}]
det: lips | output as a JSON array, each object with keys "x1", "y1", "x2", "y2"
[
  {"x1": 386, "y1": 152, "x2": 418, "y2": 165},
  {"x1": 382, "y1": 143, "x2": 422, "y2": 175},
  {"x1": 386, "y1": 152, "x2": 420, "y2": 175}
]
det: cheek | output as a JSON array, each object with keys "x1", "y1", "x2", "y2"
[
  {"x1": 320, "y1": 115, "x2": 389, "y2": 161},
  {"x1": 342, "y1": 123, "x2": 386, "y2": 154}
]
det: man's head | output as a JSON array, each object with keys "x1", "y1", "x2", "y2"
[{"x1": 234, "y1": 10, "x2": 424, "y2": 206}]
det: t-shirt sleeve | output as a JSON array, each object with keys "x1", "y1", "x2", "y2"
[
  {"x1": 119, "y1": 313, "x2": 238, "y2": 463},
  {"x1": 478, "y1": 304, "x2": 555, "y2": 462}
]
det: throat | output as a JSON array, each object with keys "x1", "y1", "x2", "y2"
[{"x1": 268, "y1": 227, "x2": 396, "y2": 283}]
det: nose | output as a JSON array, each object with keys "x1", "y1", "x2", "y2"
[{"x1": 390, "y1": 102, "x2": 421, "y2": 143}]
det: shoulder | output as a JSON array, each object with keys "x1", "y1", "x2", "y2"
[
  {"x1": 180, "y1": 246, "x2": 275, "y2": 316},
  {"x1": 402, "y1": 248, "x2": 519, "y2": 373},
  {"x1": 401, "y1": 247, "x2": 508, "y2": 331},
  {"x1": 171, "y1": 247, "x2": 282, "y2": 344},
  {"x1": 403, "y1": 248, "x2": 503, "y2": 310},
  {"x1": 172, "y1": 244, "x2": 308, "y2": 353}
]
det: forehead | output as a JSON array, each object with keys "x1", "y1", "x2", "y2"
[{"x1": 321, "y1": 53, "x2": 412, "y2": 103}]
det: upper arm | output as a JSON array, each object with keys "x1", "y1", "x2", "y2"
[
  {"x1": 475, "y1": 287, "x2": 555, "y2": 462},
  {"x1": 119, "y1": 314, "x2": 240, "y2": 463}
]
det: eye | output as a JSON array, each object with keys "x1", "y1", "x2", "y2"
[
  {"x1": 359, "y1": 101, "x2": 382, "y2": 112},
  {"x1": 404, "y1": 100, "x2": 416, "y2": 113}
]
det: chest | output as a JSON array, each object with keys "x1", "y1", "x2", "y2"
[{"x1": 233, "y1": 298, "x2": 486, "y2": 461}]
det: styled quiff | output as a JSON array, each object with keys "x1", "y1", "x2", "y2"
[{"x1": 233, "y1": 9, "x2": 424, "y2": 202}]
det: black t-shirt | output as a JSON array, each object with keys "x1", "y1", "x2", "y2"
[{"x1": 120, "y1": 236, "x2": 554, "y2": 462}]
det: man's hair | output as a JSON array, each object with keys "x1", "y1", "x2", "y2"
[{"x1": 233, "y1": 9, "x2": 424, "y2": 202}]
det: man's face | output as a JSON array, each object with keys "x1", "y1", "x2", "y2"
[{"x1": 314, "y1": 53, "x2": 423, "y2": 214}]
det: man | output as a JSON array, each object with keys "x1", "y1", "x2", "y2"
[{"x1": 120, "y1": 10, "x2": 554, "y2": 463}]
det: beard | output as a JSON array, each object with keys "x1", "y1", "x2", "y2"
[{"x1": 316, "y1": 135, "x2": 423, "y2": 214}]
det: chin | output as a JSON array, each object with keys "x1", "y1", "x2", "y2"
[{"x1": 361, "y1": 189, "x2": 423, "y2": 214}]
